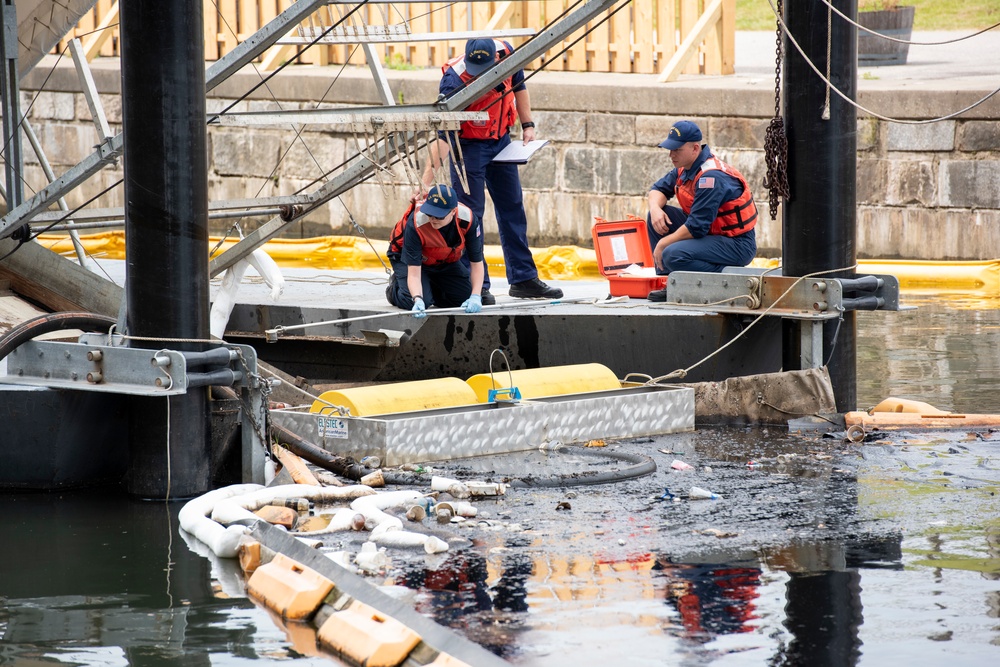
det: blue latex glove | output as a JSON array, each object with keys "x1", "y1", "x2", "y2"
[
  {"x1": 463, "y1": 293, "x2": 483, "y2": 314},
  {"x1": 411, "y1": 296, "x2": 426, "y2": 318}
]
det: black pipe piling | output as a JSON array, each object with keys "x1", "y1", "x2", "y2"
[
  {"x1": 781, "y1": 0, "x2": 858, "y2": 411},
  {"x1": 121, "y1": 3, "x2": 211, "y2": 499}
]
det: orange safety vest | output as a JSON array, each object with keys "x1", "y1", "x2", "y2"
[
  {"x1": 443, "y1": 39, "x2": 518, "y2": 141},
  {"x1": 675, "y1": 157, "x2": 758, "y2": 237},
  {"x1": 388, "y1": 201, "x2": 476, "y2": 266}
]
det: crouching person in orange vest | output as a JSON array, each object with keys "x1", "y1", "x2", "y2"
[{"x1": 386, "y1": 184, "x2": 486, "y2": 318}]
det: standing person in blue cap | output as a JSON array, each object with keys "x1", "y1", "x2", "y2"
[
  {"x1": 645, "y1": 120, "x2": 758, "y2": 301},
  {"x1": 421, "y1": 38, "x2": 563, "y2": 301},
  {"x1": 386, "y1": 184, "x2": 486, "y2": 317}
]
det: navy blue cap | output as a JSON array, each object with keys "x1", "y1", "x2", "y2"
[
  {"x1": 464, "y1": 38, "x2": 497, "y2": 76},
  {"x1": 420, "y1": 184, "x2": 457, "y2": 219},
  {"x1": 658, "y1": 120, "x2": 703, "y2": 150}
]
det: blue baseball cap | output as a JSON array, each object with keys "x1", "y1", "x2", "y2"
[
  {"x1": 420, "y1": 184, "x2": 457, "y2": 218},
  {"x1": 464, "y1": 38, "x2": 497, "y2": 76},
  {"x1": 659, "y1": 120, "x2": 703, "y2": 150}
]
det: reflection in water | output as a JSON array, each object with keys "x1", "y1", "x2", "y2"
[
  {"x1": 857, "y1": 298, "x2": 1000, "y2": 413},
  {"x1": 0, "y1": 491, "x2": 335, "y2": 666},
  {"x1": 1, "y1": 299, "x2": 998, "y2": 665},
  {"x1": 655, "y1": 561, "x2": 761, "y2": 638}
]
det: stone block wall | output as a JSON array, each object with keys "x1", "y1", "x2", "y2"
[{"x1": 12, "y1": 61, "x2": 1000, "y2": 260}]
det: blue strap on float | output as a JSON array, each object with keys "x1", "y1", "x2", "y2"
[
  {"x1": 487, "y1": 348, "x2": 520, "y2": 403},
  {"x1": 488, "y1": 386, "x2": 521, "y2": 403}
]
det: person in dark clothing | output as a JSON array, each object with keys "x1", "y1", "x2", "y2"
[
  {"x1": 386, "y1": 184, "x2": 485, "y2": 317},
  {"x1": 645, "y1": 120, "x2": 758, "y2": 301}
]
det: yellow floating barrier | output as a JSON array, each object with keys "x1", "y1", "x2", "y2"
[
  {"x1": 465, "y1": 362, "x2": 621, "y2": 403},
  {"x1": 310, "y1": 377, "x2": 480, "y2": 416},
  {"x1": 38, "y1": 231, "x2": 1000, "y2": 297},
  {"x1": 245, "y1": 553, "x2": 333, "y2": 621},
  {"x1": 317, "y1": 598, "x2": 421, "y2": 667}
]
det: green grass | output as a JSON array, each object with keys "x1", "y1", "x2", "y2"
[{"x1": 736, "y1": 0, "x2": 1000, "y2": 31}]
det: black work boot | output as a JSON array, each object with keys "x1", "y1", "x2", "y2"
[
  {"x1": 480, "y1": 289, "x2": 496, "y2": 305},
  {"x1": 509, "y1": 277, "x2": 563, "y2": 299},
  {"x1": 647, "y1": 289, "x2": 667, "y2": 302}
]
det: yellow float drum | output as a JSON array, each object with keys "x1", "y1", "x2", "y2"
[
  {"x1": 310, "y1": 378, "x2": 479, "y2": 416},
  {"x1": 465, "y1": 363, "x2": 621, "y2": 402}
]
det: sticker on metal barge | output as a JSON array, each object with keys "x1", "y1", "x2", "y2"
[{"x1": 317, "y1": 416, "x2": 348, "y2": 439}]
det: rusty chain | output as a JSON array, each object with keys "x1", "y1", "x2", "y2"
[{"x1": 762, "y1": 0, "x2": 790, "y2": 219}]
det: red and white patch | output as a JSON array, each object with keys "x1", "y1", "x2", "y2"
[{"x1": 698, "y1": 176, "x2": 715, "y2": 189}]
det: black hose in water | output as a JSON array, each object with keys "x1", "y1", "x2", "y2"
[
  {"x1": 271, "y1": 423, "x2": 655, "y2": 488},
  {"x1": 507, "y1": 446, "x2": 657, "y2": 488},
  {"x1": 0, "y1": 312, "x2": 117, "y2": 363},
  {"x1": 271, "y1": 423, "x2": 425, "y2": 485}
]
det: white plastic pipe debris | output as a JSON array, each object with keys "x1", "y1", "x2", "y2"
[
  {"x1": 211, "y1": 484, "x2": 375, "y2": 526},
  {"x1": 248, "y1": 247, "x2": 285, "y2": 301},
  {"x1": 355, "y1": 542, "x2": 389, "y2": 573},
  {"x1": 295, "y1": 507, "x2": 365, "y2": 536},
  {"x1": 351, "y1": 490, "x2": 449, "y2": 554},
  {"x1": 370, "y1": 530, "x2": 449, "y2": 554},
  {"x1": 210, "y1": 257, "x2": 250, "y2": 339},
  {"x1": 178, "y1": 483, "x2": 263, "y2": 558}
]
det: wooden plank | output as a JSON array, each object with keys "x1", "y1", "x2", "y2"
[
  {"x1": 0, "y1": 240, "x2": 123, "y2": 317},
  {"x1": 658, "y1": 0, "x2": 721, "y2": 82},
  {"x1": 204, "y1": 0, "x2": 220, "y2": 61},
  {"x1": 545, "y1": 0, "x2": 565, "y2": 71},
  {"x1": 218, "y1": 0, "x2": 240, "y2": 58},
  {"x1": 656, "y1": 0, "x2": 676, "y2": 72},
  {"x1": 82, "y1": 1, "x2": 120, "y2": 61},
  {"x1": 523, "y1": 1, "x2": 543, "y2": 70},
  {"x1": 609, "y1": 1, "x2": 631, "y2": 72},
  {"x1": 565, "y1": 1, "x2": 587, "y2": 71},
  {"x1": 410, "y1": 3, "x2": 430, "y2": 66},
  {"x1": 589, "y1": 3, "x2": 610, "y2": 72},
  {"x1": 633, "y1": 0, "x2": 655, "y2": 73},
  {"x1": 679, "y1": 0, "x2": 699, "y2": 75},
  {"x1": 720, "y1": 0, "x2": 735, "y2": 74}
]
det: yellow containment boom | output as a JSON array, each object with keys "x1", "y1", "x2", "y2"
[
  {"x1": 465, "y1": 363, "x2": 621, "y2": 403},
  {"x1": 39, "y1": 232, "x2": 1000, "y2": 296},
  {"x1": 310, "y1": 377, "x2": 480, "y2": 417}
]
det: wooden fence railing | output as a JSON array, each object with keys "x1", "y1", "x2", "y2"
[{"x1": 59, "y1": 1, "x2": 734, "y2": 79}]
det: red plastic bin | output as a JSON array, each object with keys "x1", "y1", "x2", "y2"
[{"x1": 592, "y1": 216, "x2": 667, "y2": 298}]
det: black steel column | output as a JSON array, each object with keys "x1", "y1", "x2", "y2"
[
  {"x1": 781, "y1": 0, "x2": 858, "y2": 411},
  {"x1": 121, "y1": 2, "x2": 210, "y2": 498}
]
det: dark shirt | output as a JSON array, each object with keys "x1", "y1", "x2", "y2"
[
  {"x1": 400, "y1": 213, "x2": 484, "y2": 268},
  {"x1": 650, "y1": 144, "x2": 746, "y2": 238}
]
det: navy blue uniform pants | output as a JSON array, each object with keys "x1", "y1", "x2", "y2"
[
  {"x1": 449, "y1": 133, "x2": 538, "y2": 290},
  {"x1": 647, "y1": 205, "x2": 757, "y2": 275},
  {"x1": 386, "y1": 258, "x2": 472, "y2": 310}
]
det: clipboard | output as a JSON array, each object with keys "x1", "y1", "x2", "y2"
[{"x1": 491, "y1": 139, "x2": 550, "y2": 164}]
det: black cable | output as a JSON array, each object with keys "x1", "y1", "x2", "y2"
[{"x1": 0, "y1": 311, "x2": 117, "y2": 363}]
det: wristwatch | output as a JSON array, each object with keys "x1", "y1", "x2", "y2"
[{"x1": 521, "y1": 122, "x2": 535, "y2": 129}]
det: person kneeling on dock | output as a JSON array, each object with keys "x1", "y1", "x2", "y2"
[
  {"x1": 386, "y1": 184, "x2": 486, "y2": 318},
  {"x1": 646, "y1": 120, "x2": 758, "y2": 302}
]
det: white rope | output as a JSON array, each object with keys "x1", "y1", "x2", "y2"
[
  {"x1": 819, "y1": 0, "x2": 1000, "y2": 46},
  {"x1": 765, "y1": 0, "x2": 1000, "y2": 125},
  {"x1": 645, "y1": 264, "x2": 856, "y2": 384}
]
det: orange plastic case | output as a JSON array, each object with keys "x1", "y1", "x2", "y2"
[{"x1": 592, "y1": 216, "x2": 667, "y2": 297}]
